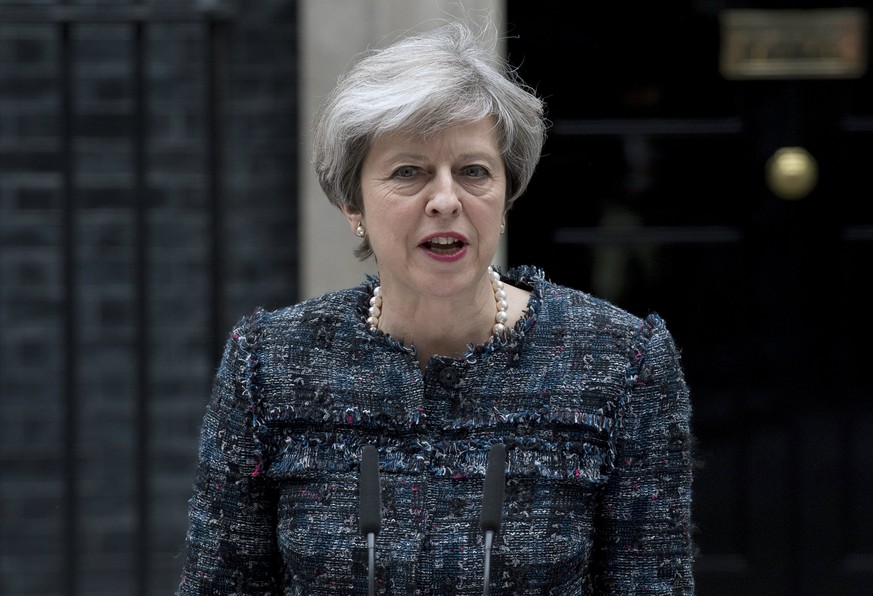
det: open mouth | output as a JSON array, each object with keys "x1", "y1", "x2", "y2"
[{"x1": 422, "y1": 236, "x2": 466, "y2": 255}]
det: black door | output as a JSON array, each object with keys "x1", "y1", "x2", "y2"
[{"x1": 506, "y1": 4, "x2": 873, "y2": 594}]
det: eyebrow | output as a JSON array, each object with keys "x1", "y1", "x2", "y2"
[{"x1": 379, "y1": 150, "x2": 501, "y2": 164}]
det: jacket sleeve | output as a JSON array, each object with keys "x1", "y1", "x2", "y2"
[
  {"x1": 593, "y1": 314, "x2": 696, "y2": 594},
  {"x1": 177, "y1": 314, "x2": 280, "y2": 595}
]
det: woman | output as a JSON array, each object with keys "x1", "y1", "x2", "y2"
[{"x1": 178, "y1": 20, "x2": 695, "y2": 595}]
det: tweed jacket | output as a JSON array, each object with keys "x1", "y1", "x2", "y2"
[{"x1": 177, "y1": 266, "x2": 695, "y2": 595}]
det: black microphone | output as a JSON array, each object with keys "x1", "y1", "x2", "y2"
[
  {"x1": 480, "y1": 443, "x2": 506, "y2": 596},
  {"x1": 359, "y1": 444, "x2": 381, "y2": 596}
]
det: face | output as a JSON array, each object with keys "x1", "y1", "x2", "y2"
[{"x1": 346, "y1": 118, "x2": 506, "y2": 301}]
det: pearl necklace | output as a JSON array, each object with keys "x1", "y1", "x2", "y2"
[{"x1": 368, "y1": 266, "x2": 509, "y2": 335}]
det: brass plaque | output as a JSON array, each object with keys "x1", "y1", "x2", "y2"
[{"x1": 720, "y1": 9, "x2": 868, "y2": 79}]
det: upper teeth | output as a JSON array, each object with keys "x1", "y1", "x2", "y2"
[{"x1": 430, "y1": 236, "x2": 455, "y2": 245}]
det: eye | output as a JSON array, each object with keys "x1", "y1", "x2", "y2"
[
  {"x1": 392, "y1": 165, "x2": 418, "y2": 179},
  {"x1": 462, "y1": 164, "x2": 490, "y2": 178}
]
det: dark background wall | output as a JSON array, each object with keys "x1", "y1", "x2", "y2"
[
  {"x1": 506, "y1": 2, "x2": 873, "y2": 595},
  {"x1": 0, "y1": 1, "x2": 298, "y2": 594}
]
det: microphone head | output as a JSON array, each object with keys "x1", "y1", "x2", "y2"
[
  {"x1": 359, "y1": 444, "x2": 382, "y2": 536},
  {"x1": 480, "y1": 443, "x2": 506, "y2": 534}
]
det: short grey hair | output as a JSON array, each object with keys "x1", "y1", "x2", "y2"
[{"x1": 311, "y1": 20, "x2": 548, "y2": 259}]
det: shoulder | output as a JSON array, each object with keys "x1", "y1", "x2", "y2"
[
  {"x1": 505, "y1": 265, "x2": 681, "y2": 364},
  {"x1": 214, "y1": 284, "x2": 371, "y2": 400},
  {"x1": 505, "y1": 265, "x2": 647, "y2": 335},
  {"x1": 233, "y1": 285, "x2": 367, "y2": 338},
  {"x1": 214, "y1": 286, "x2": 371, "y2": 376}
]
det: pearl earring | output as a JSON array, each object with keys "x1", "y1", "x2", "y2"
[
  {"x1": 355, "y1": 222, "x2": 366, "y2": 238},
  {"x1": 500, "y1": 222, "x2": 506, "y2": 234}
]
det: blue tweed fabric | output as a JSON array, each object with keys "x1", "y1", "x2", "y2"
[{"x1": 177, "y1": 266, "x2": 695, "y2": 595}]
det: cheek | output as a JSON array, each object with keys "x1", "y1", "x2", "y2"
[
  {"x1": 473, "y1": 203, "x2": 505, "y2": 232},
  {"x1": 365, "y1": 214, "x2": 405, "y2": 252},
  {"x1": 368, "y1": 199, "x2": 417, "y2": 230}
]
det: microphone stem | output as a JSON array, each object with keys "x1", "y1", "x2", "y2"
[
  {"x1": 483, "y1": 529, "x2": 494, "y2": 596},
  {"x1": 367, "y1": 532, "x2": 376, "y2": 596}
]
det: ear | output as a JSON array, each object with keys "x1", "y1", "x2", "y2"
[{"x1": 341, "y1": 204, "x2": 362, "y2": 234}]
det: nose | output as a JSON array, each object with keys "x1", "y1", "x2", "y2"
[{"x1": 426, "y1": 170, "x2": 461, "y2": 216}]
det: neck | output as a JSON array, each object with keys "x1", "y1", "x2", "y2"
[{"x1": 369, "y1": 268, "x2": 506, "y2": 368}]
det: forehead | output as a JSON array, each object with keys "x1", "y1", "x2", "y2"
[{"x1": 367, "y1": 118, "x2": 501, "y2": 161}]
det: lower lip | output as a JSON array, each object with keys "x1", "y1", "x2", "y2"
[{"x1": 421, "y1": 244, "x2": 467, "y2": 263}]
